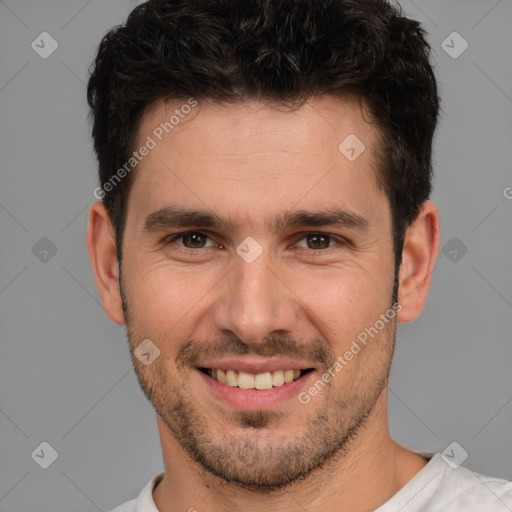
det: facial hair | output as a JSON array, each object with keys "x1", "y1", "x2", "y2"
[{"x1": 120, "y1": 271, "x2": 396, "y2": 491}]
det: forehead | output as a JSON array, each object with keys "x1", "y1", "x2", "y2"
[
  {"x1": 127, "y1": 94, "x2": 387, "y2": 231},
  {"x1": 136, "y1": 94, "x2": 378, "y2": 158}
]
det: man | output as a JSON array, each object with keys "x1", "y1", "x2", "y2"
[{"x1": 86, "y1": 0, "x2": 512, "y2": 510}]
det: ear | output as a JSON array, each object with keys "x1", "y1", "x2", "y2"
[
  {"x1": 86, "y1": 201, "x2": 125, "y2": 325},
  {"x1": 396, "y1": 200, "x2": 440, "y2": 323}
]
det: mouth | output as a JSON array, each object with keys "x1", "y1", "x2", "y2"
[
  {"x1": 196, "y1": 363, "x2": 317, "y2": 410},
  {"x1": 199, "y1": 367, "x2": 314, "y2": 390},
  {"x1": 195, "y1": 355, "x2": 318, "y2": 410}
]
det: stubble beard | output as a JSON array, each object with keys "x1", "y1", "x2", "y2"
[{"x1": 120, "y1": 275, "x2": 396, "y2": 491}]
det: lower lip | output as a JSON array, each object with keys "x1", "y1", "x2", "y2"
[{"x1": 198, "y1": 369, "x2": 316, "y2": 410}]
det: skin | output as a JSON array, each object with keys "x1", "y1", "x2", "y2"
[{"x1": 87, "y1": 94, "x2": 440, "y2": 512}]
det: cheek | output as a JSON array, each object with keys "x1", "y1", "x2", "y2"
[
  {"x1": 289, "y1": 263, "x2": 394, "y2": 347},
  {"x1": 125, "y1": 262, "x2": 218, "y2": 337}
]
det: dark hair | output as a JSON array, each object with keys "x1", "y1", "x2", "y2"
[{"x1": 87, "y1": 0, "x2": 439, "y2": 271}]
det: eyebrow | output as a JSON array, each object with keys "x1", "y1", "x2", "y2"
[{"x1": 143, "y1": 206, "x2": 369, "y2": 234}]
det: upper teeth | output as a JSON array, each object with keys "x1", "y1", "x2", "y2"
[{"x1": 208, "y1": 369, "x2": 302, "y2": 389}]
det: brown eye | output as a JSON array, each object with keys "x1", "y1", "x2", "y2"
[
  {"x1": 296, "y1": 233, "x2": 337, "y2": 250},
  {"x1": 181, "y1": 232, "x2": 208, "y2": 248},
  {"x1": 166, "y1": 231, "x2": 216, "y2": 249},
  {"x1": 306, "y1": 234, "x2": 331, "y2": 249}
]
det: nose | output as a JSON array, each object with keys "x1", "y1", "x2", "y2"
[{"x1": 210, "y1": 248, "x2": 298, "y2": 346}]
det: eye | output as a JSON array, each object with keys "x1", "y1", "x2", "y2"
[
  {"x1": 163, "y1": 231, "x2": 345, "y2": 254},
  {"x1": 295, "y1": 233, "x2": 341, "y2": 251},
  {"x1": 165, "y1": 231, "x2": 218, "y2": 250}
]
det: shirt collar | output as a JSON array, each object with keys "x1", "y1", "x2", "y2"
[{"x1": 134, "y1": 472, "x2": 164, "y2": 512}]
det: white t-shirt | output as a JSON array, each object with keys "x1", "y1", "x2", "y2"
[{"x1": 108, "y1": 453, "x2": 512, "y2": 512}]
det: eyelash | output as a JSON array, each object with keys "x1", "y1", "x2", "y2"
[{"x1": 163, "y1": 231, "x2": 347, "y2": 255}]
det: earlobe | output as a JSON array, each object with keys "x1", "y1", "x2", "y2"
[
  {"x1": 396, "y1": 200, "x2": 440, "y2": 323},
  {"x1": 86, "y1": 201, "x2": 126, "y2": 325}
]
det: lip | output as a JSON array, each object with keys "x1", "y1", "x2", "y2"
[
  {"x1": 197, "y1": 367, "x2": 317, "y2": 410},
  {"x1": 195, "y1": 355, "x2": 316, "y2": 374}
]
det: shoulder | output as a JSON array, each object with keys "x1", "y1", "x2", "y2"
[
  {"x1": 432, "y1": 455, "x2": 512, "y2": 510},
  {"x1": 378, "y1": 452, "x2": 512, "y2": 512}
]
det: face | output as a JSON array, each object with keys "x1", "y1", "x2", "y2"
[{"x1": 119, "y1": 95, "x2": 398, "y2": 489}]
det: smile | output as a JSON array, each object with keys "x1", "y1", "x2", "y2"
[{"x1": 200, "y1": 368, "x2": 312, "y2": 390}]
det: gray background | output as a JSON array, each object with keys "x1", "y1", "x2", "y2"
[{"x1": 0, "y1": 0, "x2": 511, "y2": 510}]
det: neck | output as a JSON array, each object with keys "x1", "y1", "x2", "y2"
[{"x1": 153, "y1": 390, "x2": 427, "y2": 512}]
